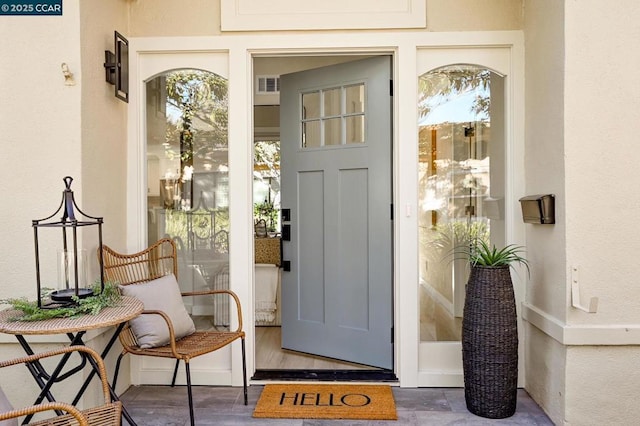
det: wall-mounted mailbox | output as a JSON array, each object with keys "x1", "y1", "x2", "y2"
[{"x1": 519, "y1": 194, "x2": 555, "y2": 224}]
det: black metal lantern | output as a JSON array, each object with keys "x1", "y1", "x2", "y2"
[{"x1": 32, "y1": 176, "x2": 105, "y2": 308}]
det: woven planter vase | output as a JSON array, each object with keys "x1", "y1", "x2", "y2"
[{"x1": 462, "y1": 265, "x2": 518, "y2": 419}]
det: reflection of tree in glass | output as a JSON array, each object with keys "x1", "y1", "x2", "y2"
[
  {"x1": 418, "y1": 66, "x2": 491, "y2": 119},
  {"x1": 163, "y1": 70, "x2": 229, "y2": 176},
  {"x1": 417, "y1": 66, "x2": 493, "y2": 223}
]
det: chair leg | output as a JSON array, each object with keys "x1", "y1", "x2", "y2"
[
  {"x1": 185, "y1": 361, "x2": 195, "y2": 426},
  {"x1": 113, "y1": 352, "x2": 125, "y2": 390},
  {"x1": 241, "y1": 337, "x2": 248, "y2": 405},
  {"x1": 171, "y1": 359, "x2": 180, "y2": 387}
]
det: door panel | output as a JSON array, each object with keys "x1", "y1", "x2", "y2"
[
  {"x1": 298, "y1": 170, "x2": 325, "y2": 323},
  {"x1": 280, "y1": 56, "x2": 393, "y2": 369}
]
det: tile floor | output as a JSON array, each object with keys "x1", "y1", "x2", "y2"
[{"x1": 120, "y1": 385, "x2": 554, "y2": 425}]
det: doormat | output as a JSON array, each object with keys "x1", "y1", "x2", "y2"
[{"x1": 253, "y1": 383, "x2": 397, "y2": 420}]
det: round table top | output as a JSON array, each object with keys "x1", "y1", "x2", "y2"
[{"x1": 0, "y1": 296, "x2": 143, "y2": 335}]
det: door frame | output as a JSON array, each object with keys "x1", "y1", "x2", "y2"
[{"x1": 126, "y1": 30, "x2": 525, "y2": 389}]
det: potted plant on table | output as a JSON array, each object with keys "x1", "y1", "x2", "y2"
[{"x1": 457, "y1": 239, "x2": 529, "y2": 419}]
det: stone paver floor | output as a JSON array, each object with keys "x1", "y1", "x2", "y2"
[{"x1": 120, "y1": 385, "x2": 554, "y2": 425}]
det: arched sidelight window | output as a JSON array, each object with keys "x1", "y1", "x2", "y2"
[
  {"x1": 146, "y1": 69, "x2": 230, "y2": 323},
  {"x1": 418, "y1": 65, "x2": 506, "y2": 342}
]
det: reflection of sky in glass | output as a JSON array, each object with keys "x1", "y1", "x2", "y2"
[
  {"x1": 419, "y1": 87, "x2": 489, "y2": 126},
  {"x1": 166, "y1": 103, "x2": 181, "y2": 123}
]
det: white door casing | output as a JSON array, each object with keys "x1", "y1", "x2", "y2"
[{"x1": 125, "y1": 31, "x2": 524, "y2": 388}]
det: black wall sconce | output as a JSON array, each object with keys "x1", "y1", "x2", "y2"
[{"x1": 104, "y1": 31, "x2": 129, "y2": 102}]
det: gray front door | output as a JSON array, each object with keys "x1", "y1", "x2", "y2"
[{"x1": 280, "y1": 56, "x2": 393, "y2": 369}]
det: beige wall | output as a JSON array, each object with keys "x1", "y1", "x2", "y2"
[
  {"x1": 0, "y1": 0, "x2": 129, "y2": 412},
  {"x1": 0, "y1": 0, "x2": 128, "y2": 301},
  {"x1": 566, "y1": 346, "x2": 640, "y2": 425},
  {"x1": 523, "y1": 2, "x2": 566, "y2": 423},
  {"x1": 563, "y1": 0, "x2": 640, "y2": 424},
  {"x1": 0, "y1": 0, "x2": 83, "y2": 301},
  {"x1": 525, "y1": 327, "x2": 566, "y2": 424},
  {"x1": 565, "y1": 0, "x2": 640, "y2": 325},
  {"x1": 427, "y1": 0, "x2": 523, "y2": 31},
  {"x1": 128, "y1": 0, "x2": 523, "y2": 36},
  {"x1": 129, "y1": 0, "x2": 220, "y2": 36},
  {"x1": 524, "y1": 0, "x2": 640, "y2": 424},
  {"x1": 80, "y1": 0, "x2": 130, "y2": 272}
]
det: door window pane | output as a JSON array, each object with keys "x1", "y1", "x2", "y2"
[
  {"x1": 301, "y1": 83, "x2": 366, "y2": 148},
  {"x1": 146, "y1": 70, "x2": 230, "y2": 328},
  {"x1": 323, "y1": 118, "x2": 342, "y2": 145},
  {"x1": 302, "y1": 91, "x2": 320, "y2": 119},
  {"x1": 346, "y1": 115, "x2": 364, "y2": 144},
  {"x1": 323, "y1": 88, "x2": 341, "y2": 116},
  {"x1": 417, "y1": 65, "x2": 504, "y2": 342},
  {"x1": 303, "y1": 121, "x2": 321, "y2": 148},
  {"x1": 345, "y1": 84, "x2": 364, "y2": 114}
]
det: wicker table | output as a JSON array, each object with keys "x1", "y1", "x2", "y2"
[{"x1": 0, "y1": 296, "x2": 143, "y2": 425}]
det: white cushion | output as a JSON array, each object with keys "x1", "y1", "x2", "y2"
[
  {"x1": 0, "y1": 385, "x2": 17, "y2": 426},
  {"x1": 120, "y1": 274, "x2": 196, "y2": 349}
]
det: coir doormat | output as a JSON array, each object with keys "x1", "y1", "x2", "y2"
[{"x1": 253, "y1": 383, "x2": 397, "y2": 420}]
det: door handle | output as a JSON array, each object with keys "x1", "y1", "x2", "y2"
[
  {"x1": 281, "y1": 208, "x2": 291, "y2": 222},
  {"x1": 282, "y1": 224, "x2": 291, "y2": 241}
]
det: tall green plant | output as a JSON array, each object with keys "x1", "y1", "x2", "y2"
[{"x1": 460, "y1": 239, "x2": 530, "y2": 275}]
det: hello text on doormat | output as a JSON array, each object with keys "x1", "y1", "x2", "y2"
[{"x1": 252, "y1": 383, "x2": 397, "y2": 420}]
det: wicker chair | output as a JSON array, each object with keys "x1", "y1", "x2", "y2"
[
  {"x1": 101, "y1": 238, "x2": 247, "y2": 426},
  {"x1": 0, "y1": 346, "x2": 122, "y2": 426}
]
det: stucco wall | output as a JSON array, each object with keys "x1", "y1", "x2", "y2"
[
  {"x1": 0, "y1": 0, "x2": 130, "y2": 413},
  {"x1": 0, "y1": 0, "x2": 82, "y2": 302},
  {"x1": 129, "y1": 0, "x2": 220, "y2": 36},
  {"x1": 525, "y1": 326, "x2": 566, "y2": 424},
  {"x1": 524, "y1": 0, "x2": 640, "y2": 424},
  {"x1": 427, "y1": 0, "x2": 523, "y2": 31},
  {"x1": 0, "y1": 0, "x2": 128, "y2": 299},
  {"x1": 565, "y1": 346, "x2": 640, "y2": 425},
  {"x1": 79, "y1": 0, "x2": 130, "y2": 265},
  {"x1": 523, "y1": 0, "x2": 567, "y2": 321},
  {"x1": 523, "y1": 1, "x2": 566, "y2": 422},
  {"x1": 565, "y1": 0, "x2": 640, "y2": 326},
  {"x1": 562, "y1": 0, "x2": 640, "y2": 424},
  {"x1": 127, "y1": 0, "x2": 523, "y2": 36}
]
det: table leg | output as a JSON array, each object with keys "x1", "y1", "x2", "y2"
[
  {"x1": 16, "y1": 333, "x2": 85, "y2": 424},
  {"x1": 69, "y1": 323, "x2": 138, "y2": 425},
  {"x1": 16, "y1": 324, "x2": 138, "y2": 426},
  {"x1": 71, "y1": 323, "x2": 124, "y2": 404}
]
